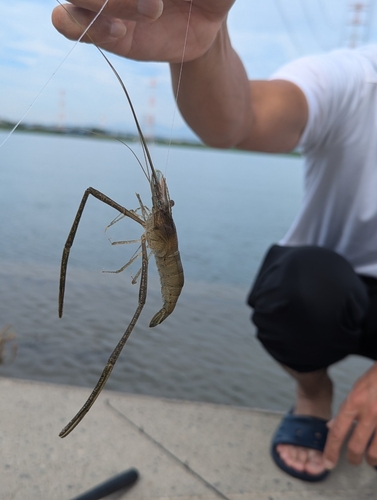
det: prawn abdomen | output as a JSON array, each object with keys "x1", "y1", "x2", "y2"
[{"x1": 149, "y1": 250, "x2": 184, "y2": 327}]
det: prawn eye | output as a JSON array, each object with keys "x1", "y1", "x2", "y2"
[{"x1": 170, "y1": 200, "x2": 175, "y2": 208}]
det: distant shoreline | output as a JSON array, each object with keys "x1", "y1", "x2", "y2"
[
  {"x1": 0, "y1": 121, "x2": 301, "y2": 156},
  {"x1": 0, "y1": 120, "x2": 204, "y2": 150}
]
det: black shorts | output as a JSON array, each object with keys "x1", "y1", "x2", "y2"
[{"x1": 247, "y1": 245, "x2": 377, "y2": 372}]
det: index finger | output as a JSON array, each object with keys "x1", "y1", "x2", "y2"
[
  {"x1": 65, "y1": 0, "x2": 163, "y2": 21},
  {"x1": 323, "y1": 407, "x2": 357, "y2": 469}
]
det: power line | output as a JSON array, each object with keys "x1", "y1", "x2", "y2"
[
  {"x1": 272, "y1": 0, "x2": 345, "y2": 55},
  {"x1": 271, "y1": 0, "x2": 376, "y2": 59},
  {"x1": 300, "y1": 0, "x2": 335, "y2": 51},
  {"x1": 272, "y1": 0, "x2": 305, "y2": 56},
  {"x1": 317, "y1": 0, "x2": 341, "y2": 30}
]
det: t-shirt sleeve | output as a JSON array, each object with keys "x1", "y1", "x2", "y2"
[{"x1": 270, "y1": 50, "x2": 368, "y2": 153}]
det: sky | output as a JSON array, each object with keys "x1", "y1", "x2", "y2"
[{"x1": 1, "y1": 0, "x2": 377, "y2": 141}]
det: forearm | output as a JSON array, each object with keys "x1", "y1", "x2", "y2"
[
  {"x1": 52, "y1": 1, "x2": 306, "y2": 152},
  {"x1": 170, "y1": 22, "x2": 252, "y2": 149}
]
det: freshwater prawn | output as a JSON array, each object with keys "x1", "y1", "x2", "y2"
[{"x1": 58, "y1": 20, "x2": 184, "y2": 438}]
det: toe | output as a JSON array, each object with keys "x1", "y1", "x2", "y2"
[
  {"x1": 277, "y1": 445, "x2": 326, "y2": 476},
  {"x1": 277, "y1": 445, "x2": 305, "y2": 471},
  {"x1": 305, "y1": 450, "x2": 326, "y2": 476}
]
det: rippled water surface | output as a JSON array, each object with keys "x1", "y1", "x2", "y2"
[{"x1": 0, "y1": 132, "x2": 372, "y2": 412}]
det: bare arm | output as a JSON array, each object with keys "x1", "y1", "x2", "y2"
[
  {"x1": 170, "y1": 22, "x2": 308, "y2": 152},
  {"x1": 52, "y1": 0, "x2": 308, "y2": 153}
]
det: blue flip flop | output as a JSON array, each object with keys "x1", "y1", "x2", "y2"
[{"x1": 271, "y1": 409, "x2": 330, "y2": 482}]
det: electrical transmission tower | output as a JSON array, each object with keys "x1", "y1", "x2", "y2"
[
  {"x1": 346, "y1": 1, "x2": 375, "y2": 47},
  {"x1": 58, "y1": 89, "x2": 66, "y2": 130},
  {"x1": 144, "y1": 78, "x2": 156, "y2": 142}
]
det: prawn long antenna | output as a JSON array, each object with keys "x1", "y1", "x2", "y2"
[
  {"x1": 95, "y1": 50, "x2": 157, "y2": 183},
  {"x1": 57, "y1": 0, "x2": 156, "y2": 184},
  {"x1": 57, "y1": 0, "x2": 187, "y2": 437},
  {"x1": 59, "y1": 0, "x2": 193, "y2": 181},
  {"x1": 95, "y1": 3, "x2": 194, "y2": 179}
]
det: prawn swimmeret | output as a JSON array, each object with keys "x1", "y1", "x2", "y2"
[{"x1": 58, "y1": 51, "x2": 184, "y2": 437}]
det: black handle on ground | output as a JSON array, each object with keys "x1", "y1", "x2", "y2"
[{"x1": 70, "y1": 468, "x2": 139, "y2": 500}]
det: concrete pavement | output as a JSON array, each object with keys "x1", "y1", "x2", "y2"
[{"x1": 1, "y1": 377, "x2": 376, "y2": 499}]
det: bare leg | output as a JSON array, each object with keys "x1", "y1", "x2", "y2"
[{"x1": 276, "y1": 365, "x2": 333, "y2": 476}]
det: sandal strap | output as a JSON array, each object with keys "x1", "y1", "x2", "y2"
[{"x1": 272, "y1": 411, "x2": 329, "y2": 452}]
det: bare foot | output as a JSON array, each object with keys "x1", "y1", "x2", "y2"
[{"x1": 276, "y1": 369, "x2": 333, "y2": 476}]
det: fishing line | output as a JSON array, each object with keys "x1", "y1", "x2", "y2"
[
  {"x1": 164, "y1": 0, "x2": 193, "y2": 173},
  {"x1": 0, "y1": 0, "x2": 110, "y2": 150},
  {"x1": 106, "y1": 399, "x2": 233, "y2": 500}
]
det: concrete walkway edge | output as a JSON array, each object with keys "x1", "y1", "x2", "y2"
[{"x1": 1, "y1": 377, "x2": 376, "y2": 499}]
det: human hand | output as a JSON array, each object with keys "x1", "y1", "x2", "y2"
[
  {"x1": 52, "y1": 0, "x2": 235, "y2": 63},
  {"x1": 324, "y1": 362, "x2": 377, "y2": 469}
]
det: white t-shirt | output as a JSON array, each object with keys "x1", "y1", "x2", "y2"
[{"x1": 271, "y1": 46, "x2": 377, "y2": 278}]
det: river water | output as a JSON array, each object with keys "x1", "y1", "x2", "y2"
[{"x1": 0, "y1": 132, "x2": 372, "y2": 413}]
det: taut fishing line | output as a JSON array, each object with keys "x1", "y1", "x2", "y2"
[{"x1": 165, "y1": 0, "x2": 193, "y2": 173}]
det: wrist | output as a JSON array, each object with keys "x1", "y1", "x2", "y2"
[
  {"x1": 169, "y1": 22, "x2": 251, "y2": 149},
  {"x1": 170, "y1": 20, "x2": 230, "y2": 74}
]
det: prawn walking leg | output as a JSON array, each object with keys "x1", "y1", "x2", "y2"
[
  {"x1": 58, "y1": 6, "x2": 184, "y2": 439},
  {"x1": 59, "y1": 187, "x2": 144, "y2": 318},
  {"x1": 59, "y1": 234, "x2": 148, "y2": 438},
  {"x1": 59, "y1": 175, "x2": 183, "y2": 438}
]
